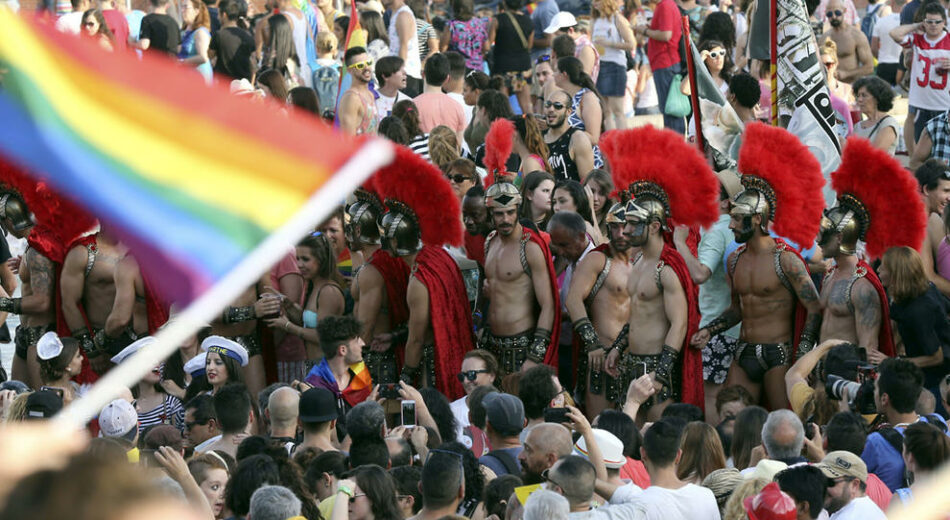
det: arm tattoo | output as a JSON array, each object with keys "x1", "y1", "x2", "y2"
[
  {"x1": 855, "y1": 285, "x2": 881, "y2": 329},
  {"x1": 29, "y1": 251, "x2": 54, "y2": 299}
]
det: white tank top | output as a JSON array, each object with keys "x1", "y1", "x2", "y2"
[
  {"x1": 285, "y1": 10, "x2": 313, "y2": 87},
  {"x1": 389, "y1": 4, "x2": 422, "y2": 79},
  {"x1": 592, "y1": 15, "x2": 626, "y2": 65}
]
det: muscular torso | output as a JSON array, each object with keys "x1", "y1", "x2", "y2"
[
  {"x1": 824, "y1": 28, "x2": 860, "y2": 73},
  {"x1": 819, "y1": 267, "x2": 861, "y2": 344},
  {"x1": 20, "y1": 248, "x2": 55, "y2": 327},
  {"x1": 84, "y1": 240, "x2": 123, "y2": 328},
  {"x1": 213, "y1": 286, "x2": 258, "y2": 337},
  {"x1": 589, "y1": 253, "x2": 632, "y2": 343},
  {"x1": 485, "y1": 232, "x2": 538, "y2": 335},
  {"x1": 626, "y1": 255, "x2": 669, "y2": 355},
  {"x1": 353, "y1": 264, "x2": 392, "y2": 338},
  {"x1": 731, "y1": 248, "x2": 795, "y2": 344}
]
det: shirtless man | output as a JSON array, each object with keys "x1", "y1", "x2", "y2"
[
  {"x1": 822, "y1": 0, "x2": 874, "y2": 82},
  {"x1": 212, "y1": 284, "x2": 280, "y2": 403},
  {"x1": 914, "y1": 160, "x2": 950, "y2": 298},
  {"x1": 103, "y1": 254, "x2": 149, "y2": 346},
  {"x1": 691, "y1": 126, "x2": 826, "y2": 410},
  {"x1": 480, "y1": 182, "x2": 558, "y2": 375},
  {"x1": 61, "y1": 227, "x2": 127, "y2": 375},
  {"x1": 346, "y1": 189, "x2": 410, "y2": 386},
  {"x1": 339, "y1": 47, "x2": 380, "y2": 136},
  {"x1": 605, "y1": 198, "x2": 688, "y2": 421},
  {"x1": 565, "y1": 203, "x2": 633, "y2": 419},
  {"x1": 0, "y1": 192, "x2": 55, "y2": 388}
]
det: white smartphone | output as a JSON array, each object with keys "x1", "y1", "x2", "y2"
[{"x1": 401, "y1": 400, "x2": 416, "y2": 427}]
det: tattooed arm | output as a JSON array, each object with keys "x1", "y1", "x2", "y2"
[
  {"x1": 782, "y1": 251, "x2": 823, "y2": 357},
  {"x1": 852, "y1": 279, "x2": 881, "y2": 353},
  {"x1": 20, "y1": 250, "x2": 55, "y2": 315}
]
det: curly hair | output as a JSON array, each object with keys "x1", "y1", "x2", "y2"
[
  {"x1": 428, "y1": 125, "x2": 461, "y2": 170},
  {"x1": 316, "y1": 315, "x2": 364, "y2": 360},
  {"x1": 852, "y1": 75, "x2": 895, "y2": 112}
]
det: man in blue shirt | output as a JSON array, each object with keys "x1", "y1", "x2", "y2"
[{"x1": 531, "y1": 0, "x2": 561, "y2": 61}]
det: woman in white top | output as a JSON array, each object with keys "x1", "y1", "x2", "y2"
[
  {"x1": 591, "y1": 0, "x2": 636, "y2": 130},
  {"x1": 851, "y1": 75, "x2": 900, "y2": 155}
]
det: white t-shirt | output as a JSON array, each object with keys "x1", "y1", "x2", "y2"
[
  {"x1": 56, "y1": 11, "x2": 83, "y2": 35},
  {"x1": 450, "y1": 395, "x2": 470, "y2": 442},
  {"x1": 628, "y1": 484, "x2": 720, "y2": 520},
  {"x1": 901, "y1": 32, "x2": 950, "y2": 110},
  {"x1": 376, "y1": 90, "x2": 411, "y2": 118},
  {"x1": 872, "y1": 13, "x2": 902, "y2": 63},
  {"x1": 829, "y1": 496, "x2": 887, "y2": 520},
  {"x1": 389, "y1": 4, "x2": 422, "y2": 79},
  {"x1": 447, "y1": 91, "x2": 473, "y2": 126}
]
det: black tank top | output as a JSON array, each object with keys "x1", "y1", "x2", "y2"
[
  {"x1": 492, "y1": 11, "x2": 532, "y2": 73},
  {"x1": 546, "y1": 126, "x2": 581, "y2": 182}
]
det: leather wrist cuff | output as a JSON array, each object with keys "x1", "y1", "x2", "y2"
[
  {"x1": 573, "y1": 318, "x2": 603, "y2": 353},
  {"x1": 400, "y1": 364, "x2": 420, "y2": 385},
  {"x1": 223, "y1": 305, "x2": 255, "y2": 324},
  {"x1": 655, "y1": 344, "x2": 678, "y2": 387},
  {"x1": 528, "y1": 328, "x2": 551, "y2": 363},
  {"x1": 0, "y1": 297, "x2": 21, "y2": 314}
]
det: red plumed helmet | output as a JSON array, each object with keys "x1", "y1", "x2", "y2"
[
  {"x1": 371, "y1": 145, "x2": 463, "y2": 247},
  {"x1": 600, "y1": 126, "x2": 719, "y2": 229},
  {"x1": 484, "y1": 119, "x2": 514, "y2": 185},
  {"x1": 830, "y1": 137, "x2": 926, "y2": 259},
  {"x1": 737, "y1": 123, "x2": 825, "y2": 249},
  {"x1": 744, "y1": 483, "x2": 797, "y2": 520}
]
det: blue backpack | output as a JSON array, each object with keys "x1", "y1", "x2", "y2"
[
  {"x1": 861, "y1": 4, "x2": 882, "y2": 43},
  {"x1": 312, "y1": 63, "x2": 341, "y2": 119}
]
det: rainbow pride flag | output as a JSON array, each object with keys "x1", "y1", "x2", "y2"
[{"x1": 0, "y1": 10, "x2": 391, "y2": 303}]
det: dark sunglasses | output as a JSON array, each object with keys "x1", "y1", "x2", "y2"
[
  {"x1": 823, "y1": 61, "x2": 835, "y2": 68},
  {"x1": 544, "y1": 101, "x2": 566, "y2": 110},
  {"x1": 83, "y1": 21, "x2": 97, "y2": 27},
  {"x1": 541, "y1": 468, "x2": 565, "y2": 488},
  {"x1": 826, "y1": 9, "x2": 843, "y2": 17},
  {"x1": 536, "y1": 54, "x2": 552, "y2": 64},
  {"x1": 446, "y1": 174, "x2": 473, "y2": 184},
  {"x1": 457, "y1": 369, "x2": 490, "y2": 382}
]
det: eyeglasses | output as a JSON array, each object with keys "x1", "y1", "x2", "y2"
[
  {"x1": 706, "y1": 50, "x2": 726, "y2": 58},
  {"x1": 536, "y1": 54, "x2": 552, "y2": 64},
  {"x1": 826, "y1": 9, "x2": 843, "y2": 17},
  {"x1": 446, "y1": 174, "x2": 474, "y2": 184},
  {"x1": 544, "y1": 101, "x2": 566, "y2": 110},
  {"x1": 923, "y1": 18, "x2": 945, "y2": 24},
  {"x1": 457, "y1": 369, "x2": 490, "y2": 382},
  {"x1": 348, "y1": 493, "x2": 367, "y2": 503},
  {"x1": 348, "y1": 59, "x2": 373, "y2": 70},
  {"x1": 184, "y1": 420, "x2": 208, "y2": 430},
  {"x1": 541, "y1": 468, "x2": 565, "y2": 489}
]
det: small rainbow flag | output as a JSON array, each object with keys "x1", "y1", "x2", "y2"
[{"x1": 0, "y1": 10, "x2": 391, "y2": 303}]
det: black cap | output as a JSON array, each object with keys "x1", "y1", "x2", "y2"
[
  {"x1": 299, "y1": 387, "x2": 339, "y2": 423},
  {"x1": 25, "y1": 389, "x2": 63, "y2": 420}
]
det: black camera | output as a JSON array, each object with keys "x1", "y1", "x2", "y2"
[{"x1": 825, "y1": 372, "x2": 877, "y2": 415}]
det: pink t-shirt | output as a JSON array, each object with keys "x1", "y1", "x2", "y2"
[
  {"x1": 270, "y1": 250, "x2": 307, "y2": 361},
  {"x1": 413, "y1": 91, "x2": 466, "y2": 133},
  {"x1": 102, "y1": 9, "x2": 129, "y2": 51}
]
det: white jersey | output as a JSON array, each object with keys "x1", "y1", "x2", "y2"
[
  {"x1": 902, "y1": 32, "x2": 950, "y2": 111},
  {"x1": 389, "y1": 4, "x2": 422, "y2": 79}
]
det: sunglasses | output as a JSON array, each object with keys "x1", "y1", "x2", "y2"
[
  {"x1": 83, "y1": 21, "x2": 97, "y2": 27},
  {"x1": 826, "y1": 9, "x2": 843, "y2": 17},
  {"x1": 541, "y1": 468, "x2": 565, "y2": 489},
  {"x1": 457, "y1": 369, "x2": 490, "y2": 382},
  {"x1": 544, "y1": 101, "x2": 566, "y2": 110},
  {"x1": 348, "y1": 493, "x2": 367, "y2": 504},
  {"x1": 823, "y1": 61, "x2": 835, "y2": 68},
  {"x1": 348, "y1": 59, "x2": 373, "y2": 70},
  {"x1": 446, "y1": 174, "x2": 473, "y2": 184},
  {"x1": 706, "y1": 50, "x2": 726, "y2": 58},
  {"x1": 923, "y1": 18, "x2": 945, "y2": 24},
  {"x1": 536, "y1": 54, "x2": 552, "y2": 64}
]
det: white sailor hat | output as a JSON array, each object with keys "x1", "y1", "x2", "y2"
[
  {"x1": 200, "y1": 335, "x2": 249, "y2": 367},
  {"x1": 184, "y1": 352, "x2": 208, "y2": 377},
  {"x1": 37, "y1": 332, "x2": 65, "y2": 361},
  {"x1": 110, "y1": 336, "x2": 157, "y2": 365}
]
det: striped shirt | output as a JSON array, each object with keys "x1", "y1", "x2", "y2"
[
  {"x1": 138, "y1": 394, "x2": 185, "y2": 433},
  {"x1": 409, "y1": 132, "x2": 430, "y2": 160}
]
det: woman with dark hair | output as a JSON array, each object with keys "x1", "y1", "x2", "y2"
[
  {"x1": 36, "y1": 333, "x2": 83, "y2": 405},
  {"x1": 264, "y1": 14, "x2": 302, "y2": 86},
  {"x1": 304, "y1": 449, "x2": 349, "y2": 502},
  {"x1": 224, "y1": 454, "x2": 281, "y2": 519},
  {"x1": 289, "y1": 86, "x2": 321, "y2": 116},
  {"x1": 108, "y1": 340, "x2": 185, "y2": 433},
  {"x1": 332, "y1": 465, "x2": 404, "y2": 520},
  {"x1": 81, "y1": 9, "x2": 115, "y2": 51},
  {"x1": 360, "y1": 10, "x2": 391, "y2": 67},
  {"x1": 407, "y1": 0, "x2": 438, "y2": 63},
  {"x1": 893, "y1": 422, "x2": 950, "y2": 506},
  {"x1": 582, "y1": 169, "x2": 614, "y2": 238},
  {"x1": 698, "y1": 39, "x2": 733, "y2": 91},
  {"x1": 698, "y1": 12, "x2": 736, "y2": 60},
  {"x1": 552, "y1": 180, "x2": 594, "y2": 226},
  {"x1": 393, "y1": 99, "x2": 431, "y2": 159},
  {"x1": 852, "y1": 75, "x2": 899, "y2": 154},
  {"x1": 511, "y1": 115, "x2": 550, "y2": 174},
  {"x1": 256, "y1": 68, "x2": 290, "y2": 102},
  {"x1": 677, "y1": 422, "x2": 727, "y2": 484},
  {"x1": 420, "y1": 387, "x2": 459, "y2": 445},
  {"x1": 378, "y1": 115, "x2": 411, "y2": 145},
  {"x1": 880, "y1": 246, "x2": 950, "y2": 399},
  {"x1": 179, "y1": 0, "x2": 213, "y2": 83},
  {"x1": 463, "y1": 71, "x2": 491, "y2": 151},
  {"x1": 161, "y1": 327, "x2": 211, "y2": 401},
  {"x1": 555, "y1": 56, "x2": 605, "y2": 142},
  {"x1": 488, "y1": 0, "x2": 534, "y2": 114},
  {"x1": 471, "y1": 89, "x2": 515, "y2": 155},
  {"x1": 519, "y1": 170, "x2": 555, "y2": 228},
  {"x1": 438, "y1": 441, "x2": 486, "y2": 517},
  {"x1": 334, "y1": 16, "x2": 350, "y2": 59},
  {"x1": 730, "y1": 405, "x2": 768, "y2": 470},
  {"x1": 483, "y1": 475, "x2": 522, "y2": 519},
  {"x1": 204, "y1": 337, "x2": 247, "y2": 395},
  {"x1": 442, "y1": 0, "x2": 490, "y2": 71},
  {"x1": 268, "y1": 233, "x2": 346, "y2": 362}
]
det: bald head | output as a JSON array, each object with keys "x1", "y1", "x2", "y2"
[
  {"x1": 529, "y1": 423, "x2": 574, "y2": 458},
  {"x1": 268, "y1": 387, "x2": 300, "y2": 430}
]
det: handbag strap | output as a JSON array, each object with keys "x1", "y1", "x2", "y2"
[
  {"x1": 867, "y1": 115, "x2": 889, "y2": 138},
  {"x1": 505, "y1": 11, "x2": 529, "y2": 49}
]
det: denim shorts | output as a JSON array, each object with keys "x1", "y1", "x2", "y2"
[{"x1": 596, "y1": 61, "x2": 627, "y2": 98}]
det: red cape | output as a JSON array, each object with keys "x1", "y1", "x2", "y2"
[
  {"x1": 413, "y1": 246, "x2": 474, "y2": 400},
  {"x1": 464, "y1": 231, "x2": 487, "y2": 267},
  {"x1": 367, "y1": 248, "x2": 411, "y2": 368},
  {"x1": 525, "y1": 229, "x2": 561, "y2": 367},
  {"x1": 141, "y1": 272, "x2": 169, "y2": 334},
  {"x1": 659, "y1": 243, "x2": 704, "y2": 410},
  {"x1": 858, "y1": 260, "x2": 896, "y2": 357}
]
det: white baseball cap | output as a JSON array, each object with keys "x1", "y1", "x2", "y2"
[
  {"x1": 99, "y1": 399, "x2": 138, "y2": 439},
  {"x1": 544, "y1": 11, "x2": 578, "y2": 34}
]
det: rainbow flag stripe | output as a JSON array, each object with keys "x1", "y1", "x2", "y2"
[{"x1": 0, "y1": 11, "x2": 366, "y2": 301}]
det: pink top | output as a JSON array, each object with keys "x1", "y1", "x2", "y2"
[
  {"x1": 937, "y1": 237, "x2": 950, "y2": 281},
  {"x1": 270, "y1": 250, "x2": 307, "y2": 361},
  {"x1": 413, "y1": 92, "x2": 466, "y2": 133},
  {"x1": 102, "y1": 9, "x2": 129, "y2": 52}
]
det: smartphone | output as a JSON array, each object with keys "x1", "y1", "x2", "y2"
[
  {"x1": 39, "y1": 386, "x2": 64, "y2": 399},
  {"x1": 543, "y1": 407, "x2": 570, "y2": 424},
  {"x1": 401, "y1": 400, "x2": 416, "y2": 427},
  {"x1": 632, "y1": 362, "x2": 648, "y2": 380},
  {"x1": 380, "y1": 383, "x2": 400, "y2": 400},
  {"x1": 806, "y1": 422, "x2": 817, "y2": 440}
]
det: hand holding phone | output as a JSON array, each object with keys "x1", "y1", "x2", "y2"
[
  {"x1": 543, "y1": 407, "x2": 570, "y2": 424},
  {"x1": 401, "y1": 400, "x2": 416, "y2": 427}
]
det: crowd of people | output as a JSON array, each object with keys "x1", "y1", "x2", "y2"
[{"x1": 1, "y1": 0, "x2": 950, "y2": 518}]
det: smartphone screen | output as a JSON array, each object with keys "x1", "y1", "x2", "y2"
[{"x1": 401, "y1": 400, "x2": 416, "y2": 426}]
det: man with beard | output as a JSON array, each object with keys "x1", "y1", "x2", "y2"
[
  {"x1": 339, "y1": 47, "x2": 380, "y2": 136},
  {"x1": 692, "y1": 124, "x2": 825, "y2": 411},
  {"x1": 518, "y1": 422, "x2": 574, "y2": 484},
  {"x1": 373, "y1": 146, "x2": 474, "y2": 400},
  {"x1": 601, "y1": 127, "x2": 719, "y2": 420},
  {"x1": 821, "y1": 0, "x2": 874, "y2": 82},
  {"x1": 0, "y1": 191, "x2": 55, "y2": 388},
  {"x1": 818, "y1": 451, "x2": 886, "y2": 520},
  {"x1": 346, "y1": 187, "x2": 410, "y2": 387},
  {"x1": 480, "y1": 182, "x2": 560, "y2": 375},
  {"x1": 543, "y1": 89, "x2": 595, "y2": 182},
  {"x1": 817, "y1": 139, "x2": 924, "y2": 358},
  {"x1": 565, "y1": 203, "x2": 633, "y2": 419},
  {"x1": 462, "y1": 185, "x2": 491, "y2": 268}
]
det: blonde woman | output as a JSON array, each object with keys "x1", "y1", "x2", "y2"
[{"x1": 428, "y1": 125, "x2": 461, "y2": 170}]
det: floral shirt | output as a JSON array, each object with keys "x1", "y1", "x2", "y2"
[{"x1": 449, "y1": 17, "x2": 490, "y2": 70}]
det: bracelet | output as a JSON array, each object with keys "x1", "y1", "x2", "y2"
[
  {"x1": 337, "y1": 485, "x2": 354, "y2": 498},
  {"x1": 223, "y1": 305, "x2": 255, "y2": 324}
]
